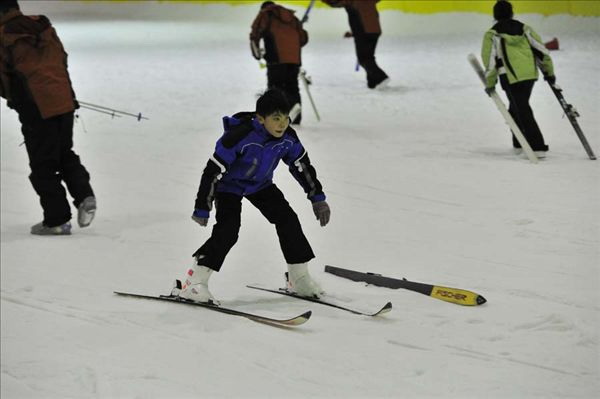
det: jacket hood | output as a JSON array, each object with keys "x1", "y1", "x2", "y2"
[
  {"x1": 492, "y1": 19, "x2": 524, "y2": 36},
  {"x1": 0, "y1": 8, "x2": 21, "y2": 26},
  {"x1": 222, "y1": 112, "x2": 254, "y2": 132},
  {"x1": 1, "y1": 11, "x2": 51, "y2": 47},
  {"x1": 263, "y1": 4, "x2": 296, "y2": 24}
]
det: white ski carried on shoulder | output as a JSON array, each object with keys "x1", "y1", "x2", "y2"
[{"x1": 467, "y1": 53, "x2": 538, "y2": 163}]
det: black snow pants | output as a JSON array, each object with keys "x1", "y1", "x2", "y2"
[
  {"x1": 193, "y1": 184, "x2": 315, "y2": 271},
  {"x1": 267, "y1": 63, "x2": 302, "y2": 124},
  {"x1": 354, "y1": 33, "x2": 388, "y2": 89},
  {"x1": 19, "y1": 110, "x2": 94, "y2": 227},
  {"x1": 500, "y1": 76, "x2": 548, "y2": 151}
]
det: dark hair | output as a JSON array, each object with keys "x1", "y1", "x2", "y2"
[
  {"x1": 0, "y1": 0, "x2": 19, "y2": 13},
  {"x1": 261, "y1": 1, "x2": 275, "y2": 10},
  {"x1": 493, "y1": 0, "x2": 513, "y2": 21},
  {"x1": 256, "y1": 89, "x2": 291, "y2": 117}
]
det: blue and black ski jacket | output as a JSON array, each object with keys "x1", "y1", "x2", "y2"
[{"x1": 194, "y1": 112, "x2": 325, "y2": 218}]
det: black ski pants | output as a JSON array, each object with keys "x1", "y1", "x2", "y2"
[
  {"x1": 267, "y1": 63, "x2": 301, "y2": 124},
  {"x1": 193, "y1": 184, "x2": 315, "y2": 271},
  {"x1": 500, "y1": 76, "x2": 548, "y2": 151},
  {"x1": 19, "y1": 111, "x2": 94, "y2": 227},
  {"x1": 354, "y1": 33, "x2": 388, "y2": 89}
]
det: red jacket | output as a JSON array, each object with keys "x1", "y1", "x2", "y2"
[
  {"x1": 250, "y1": 4, "x2": 308, "y2": 65},
  {"x1": 323, "y1": 0, "x2": 382, "y2": 35},
  {"x1": 0, "y1": 9, "x2": 76, "y2": 119}
]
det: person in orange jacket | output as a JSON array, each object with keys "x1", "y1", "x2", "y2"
[
  {"x1": 323, "y1": 0, "x2": 389, "y2": 89},
  {"x1": 250, "y1": 1, "x2": 308, "y2": 124},
  {"x1": 0, "y1": 0, "x2": 96, "y2": 235}
]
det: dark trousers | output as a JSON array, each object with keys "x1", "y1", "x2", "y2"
[
  {"x1": 354, "y1": 33, "x2": 388, "y2": 89},
  {"x1": 267, "y1": 63, "x2": 301, "y2": 124},
  {"x1": 500, "y1": 76, "x2": 548, "y2": 151},
  {"x1": 193, "y1": 184, "x2": 315, "y2": 271},
  {"x1": 19, "y1": 111, "x2": 94, "y2": 227}
]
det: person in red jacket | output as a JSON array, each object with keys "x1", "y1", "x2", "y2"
[
  {"x1": 0, "y1": 0, "x2": 96, "y2": 235},
  {"x1": 323, "y1": 0, "x2": 389, "y2": 89},
  {"x1": 250, "y1": 1, "x2": 308, "y2": 124}
]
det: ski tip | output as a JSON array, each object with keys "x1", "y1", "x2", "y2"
[
  {"x1": 280, "y1": 310, "x2": 312, "y2": 326},
  {"x1": 476, "y1": 295, "x2": 487, "y2": 305},
  {"x1": 371, "y1": 301, "x2": 393, "y2": 316}
]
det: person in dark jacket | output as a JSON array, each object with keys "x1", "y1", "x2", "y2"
[
  {"x1": 323, "y1": 0, "x2": 389, "y2": 89},
  {"x1": 250, "y1": 1, "x2": 308, "y2": 124},
  {"x1": 481, "y1": 0, "x2": 555, "y2": 156},
  {"x1": 173, "y1": 89, "x2": 330, "y2": 305},
  {"x1": 0, "y1": 0, "x2": 96, "y2": 235}
]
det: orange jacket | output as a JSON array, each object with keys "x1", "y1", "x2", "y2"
[
  {"x1": 0, "y1": 9, "x2": 76, "y2": 119},
  {"x1": 250, "y1": 4, "x2": 308, "y2": 65},
  {"x1": 323, "y1": 0, "x2": 382, "y2": 35}
]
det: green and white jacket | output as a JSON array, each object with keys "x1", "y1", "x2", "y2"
[{"x1": 481, "y1": 19, "x2": 554, "y2": 88}]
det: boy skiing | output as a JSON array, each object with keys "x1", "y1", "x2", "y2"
[
  {"x1": 481, "y1": 0, "x2": 555, "y2": 157},
  {"x1": 250, "y1": 1, "x2": 308, "y2": 124},
  {"x1": 175, "y1": 89, "x2": 330, "y2": 305}
]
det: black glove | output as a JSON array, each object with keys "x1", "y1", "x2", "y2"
[
  {"x1": 312, "y1": 201, "x2": 330, "y2": 227},
  {"x1": 544, "y1": 75, "x2": 556, "y2": 85}
]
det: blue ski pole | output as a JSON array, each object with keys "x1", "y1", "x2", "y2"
[{"x1": 301, "y1": 0, "x2": 316, "y2": 24}]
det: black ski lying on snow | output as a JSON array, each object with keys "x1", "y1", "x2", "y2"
[
  {"x1": 246, "y1": 285, "x2": 392, "y2": 317},
  {"x1": 114, "y1": 291, "x2": 312, "y2": 327},
  {"x1": 324, "y1": 265, "x2": 487, "y2": 306}
]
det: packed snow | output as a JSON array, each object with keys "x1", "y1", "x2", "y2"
[{"x1": 1, "y1": 2, "x2": 599, "y2": 398}]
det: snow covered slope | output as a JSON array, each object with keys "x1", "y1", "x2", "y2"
[{"x1": 1, "y1": 2, "x2": 599, "y2": 398}]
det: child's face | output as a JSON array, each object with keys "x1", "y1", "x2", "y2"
[{"x1": 257, "y1": 111, "x2": 289, "y2": 138}]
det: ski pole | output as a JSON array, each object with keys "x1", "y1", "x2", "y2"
[
  {"x1": 78, "y1": 101, "x2": 148, "y2": 121},
  {"x1": 301, "y1": 0, "x2": 316, "y2": 24},
  {"x1": 78, "y1": 104, "x2": 122, "y2": 119},
  {"x1": 299, "y1": 69, "x2": 320, "y2": 122}
]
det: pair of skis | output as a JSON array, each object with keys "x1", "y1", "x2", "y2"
[
  {"x1": 115, "y1": 281, "x2": 391, "y2": 328},
  {"x1": 468, "y1": 54, "x2": 596, "y2": 161},
  {"x1": 545, "y1": 81, "x2": 596, "y2": 160}
]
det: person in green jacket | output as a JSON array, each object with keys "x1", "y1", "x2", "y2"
[{"x1": 481, "y1": 0, "x2": 555, "y2": 157}]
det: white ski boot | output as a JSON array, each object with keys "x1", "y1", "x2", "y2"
[
  {"x1": 77, "y1": 196, "x2": 96, "y2": 228},
  {"x1": 178, "y1": 262, "x2": 219, "y2": 305},
  {"x1": 287, "y1": 263, "x2": 324, "y2": 298}
]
